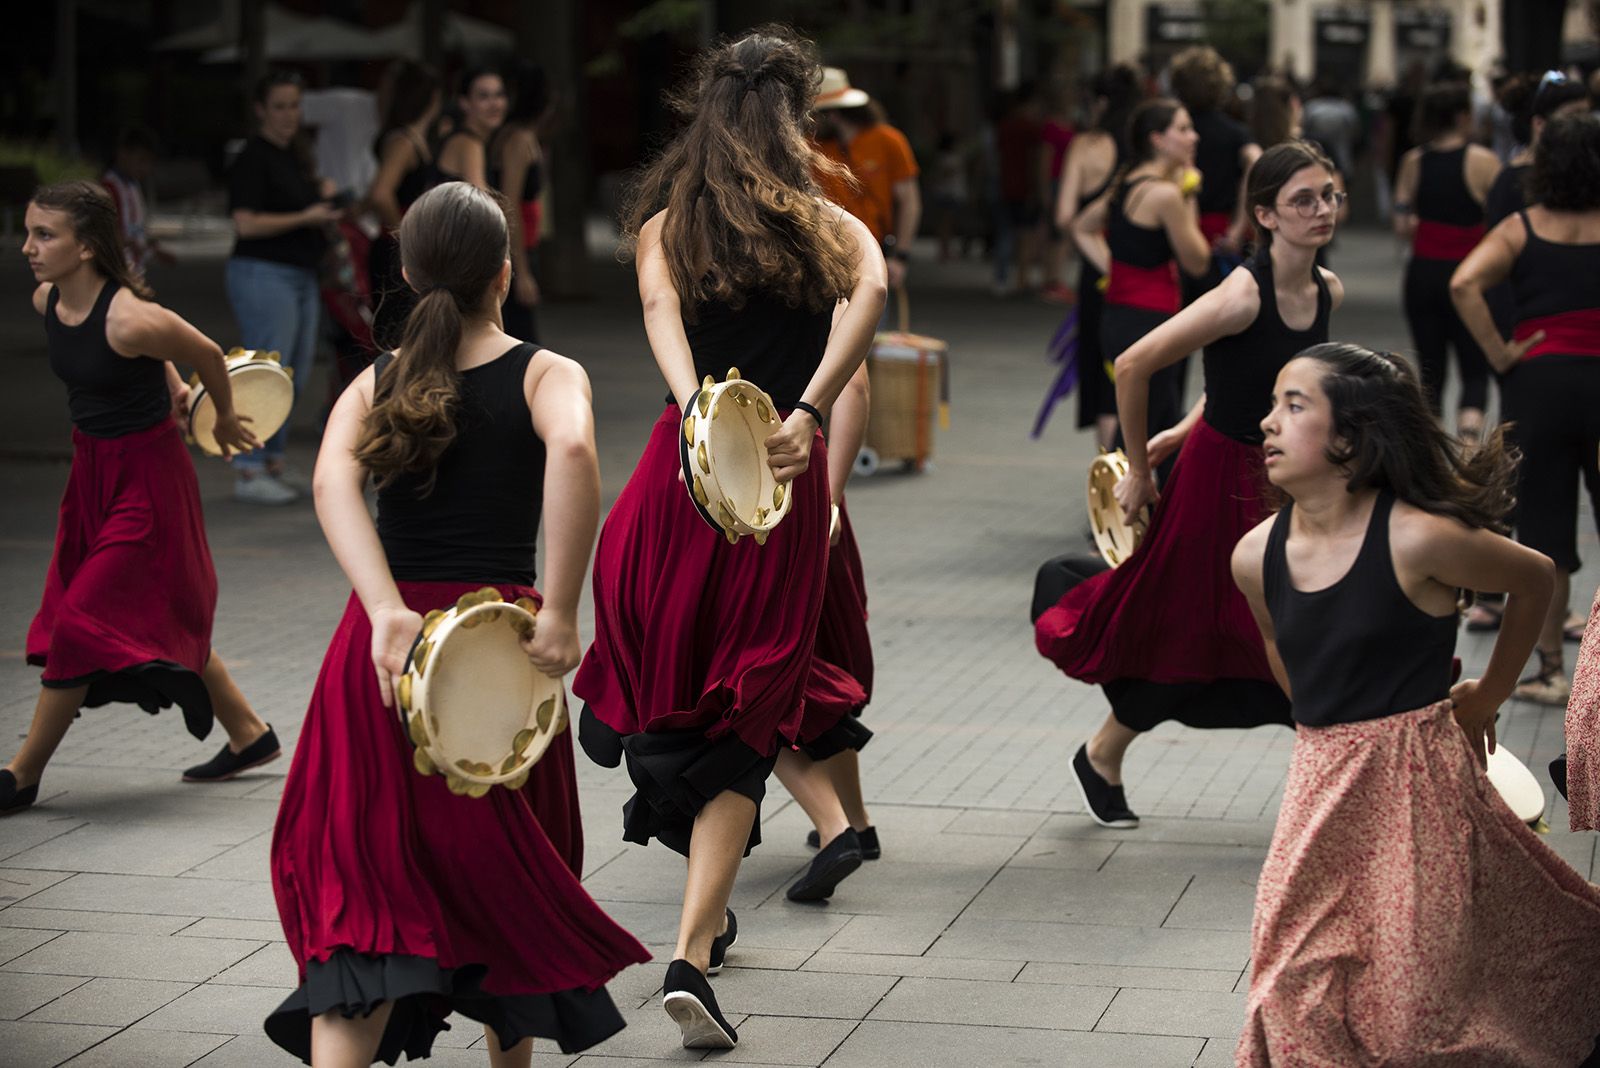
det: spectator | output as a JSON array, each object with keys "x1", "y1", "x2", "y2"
[
  {"x1": 1301, "y1": 79, "x2": 1362, "y2": 177},
  {"x1": 492, "y1": 59, "x2": 550, "y2": 344},
  {"x1": 929, "y1": 131, "x2": 970, "y2": 261},
  {"x1": 365, "y1": 60, "x2": 442, "y2": 351},
  {"x1": 436, "y1": 67, "x2": 506, "y2": 191},
  {"x1": 1249, "y1": 74, "x2": 1303, "y2": 149},
  {"x1": 1038, "y1": 86, "x2": 1077, "y2": 302},
  {"x1": 102, "y1": 126, "x2": 173, "y2": 273}
]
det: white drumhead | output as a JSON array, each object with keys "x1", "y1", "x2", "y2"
[
  {"x1": 1486, "y1": 746, "x2": 1546, "y2": 824},
  {"x1": 190, "y1": 362, "x2": 293, "y2": 456},
  {"x1": 710, "y1": 400, "x2": 762, "y2": 524}
]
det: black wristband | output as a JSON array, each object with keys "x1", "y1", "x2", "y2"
[{"x1": 793, "y1": 401, "x2": 824, "y2": 427}]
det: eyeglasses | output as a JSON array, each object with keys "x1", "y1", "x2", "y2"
[{"x1": 1280, "y1": 189, "x2": 1348, "y2": 217}]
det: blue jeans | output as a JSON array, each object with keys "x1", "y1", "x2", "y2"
[{"x1": 225, "y1": 256, "x2": 320, "y2": 469}]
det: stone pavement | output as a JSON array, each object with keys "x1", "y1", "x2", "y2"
[{"x1": 0, "y1": 228, "x2": 1593, "y2": 1067}]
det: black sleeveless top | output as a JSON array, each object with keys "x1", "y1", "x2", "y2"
[
  {"x1": 383, "y1": 129, "x2": 442, "y2": 213},
  {"x1": 1107, "y1": 178, "x2": 1175, "y2": 268},
  {"x1": 1416, "y1": 146, "x2": 1484, "y2": 226},
  {"x1": 1510, "y1": 210, "x2": 1600, "y2": 327},
  {"x1": 374, "y1": 343, "x2": 546, "y2": 584},
  {"x1": 1192, "y1": 110, "x2": 1254, "y2": 216},
  {"x1": 1264, "y1": 492, "x2": 1457, "y2": 727},
  {"x1": 1484, "y1": 163, "x2": 1529, "y2": 228},
  {"x1": 1202, "y1": 248, "x2": 1332, "y2": 444},
  {"x1": 46, "y1": 281, "x2": 169, "y2": 438},
  {"x1": 674, "y1": 293, "x2": 832, "y2": 410},
  {"x1": 438, "y1": 129, "x2": 500, "y2": 191}
]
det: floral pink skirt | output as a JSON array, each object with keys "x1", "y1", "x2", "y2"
[
  {"x1": 1566, "y1": 586, "x2": 1600, "y2": 832},
  {"x1": 1239, "y1": 701, "x2": 1600, "y2": 1067}
]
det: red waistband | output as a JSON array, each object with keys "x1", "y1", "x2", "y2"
[
  {"x1": 1412, "y1": 219, "x2": 1485, "y2": 261},
  {"x1": 1515, "y1": 308, "x2": 1600, "y2": 361},
  {"x1": 519, "y1": 200, "x2": 541, "y2": 248},
  {"x1": 1199, "y1": 211, "x2": 1231, "y2": 242},
  {"x1": 1104, "y1": 260, "x2": 1180, "y2": 314}
]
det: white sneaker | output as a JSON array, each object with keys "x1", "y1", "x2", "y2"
[
  {"x1": 270, "y1": 466, "x2": 312, "y2": 494},
  {"x1": 234, "y1": 474, "x2": 298, "y2": 505}
]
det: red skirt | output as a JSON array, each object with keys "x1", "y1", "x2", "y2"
[
  {"x1": 1035, "y1": 418, "x2": 1275, "y2": 686},
  {"x1": 795, "y1": 501, "x2": 874, "y2": 755},
  {"x1": 26, "y1": 419, "x2": 217, "y2": 740},
  {"x1": 1239, "y1": 702, "x2": 1600, "y2": 1066},
  {"x1": 573, "y1": 405, "x2": 831, "y2": 756},
  {"x1": 268, "y1": 588, "x2": 650, "y2": 1061}
]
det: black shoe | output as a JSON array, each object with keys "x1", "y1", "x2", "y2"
[
  {"x1": 708, "y1": 908, "x2": 737, "y2": 975},
  {"x1": 662, "y1": 959, "x2": 737, "y2": 1049},
  {"x1": 787, "y1": 828, "x2": 863, "y2": 902},
  {"x1": 1072, "y1": 745, "x2": 1139, "y2": 828},
  {"x1": 1552, "y1": 753, "x2": 1570, "y2": 801},
  {"x1": 182, "y1": 726, "x2": 282, "y2": 782},
  {"x1": 0, "y1": 770, "x2": 39, "y2": 817},
  {"x1": 806, "y1": 825, "x2": 880, "y2": 859}
]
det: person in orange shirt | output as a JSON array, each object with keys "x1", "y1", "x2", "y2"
[{"x1": 813, "y1": 68, "x2": 920, "y2": 292}]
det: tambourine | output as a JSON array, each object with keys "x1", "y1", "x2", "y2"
[
  {"x1": 187, "y1": 348, "x2": 294, "y2": 456},
  {"x1": 1087, "y1": 449, "x2": 1150, "y2": 567},
  {"x1": 1485, "y1": 745, "x2": 1548, "y2": 830},
  {"x1": 680, "y1": 368, "x2": 793, "y2": 545},
  {"x1": 397, "y1": 587, "x2": 566, "y2": 798}
]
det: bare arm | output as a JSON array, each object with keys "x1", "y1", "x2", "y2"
[
  {"x1": 891, "y1": 177, "x2": 922, "y2": 255},
  {"x1": 1151, "y1": 183, "x2": 1212, "y2": 277},
  {"x1": 1449, "y1": 217, "x2": 1534, "y2": 373},
  {"x1": 636, "y1": 212, "x2": 699, "y2": 410},
  {"x1": 1231, "y1": 518, "x2": 1292, "y2": 697},
  {"x1": 438, "y1": 134, "x2": 488, "y2": 190},
  {"x1": 827, "y1": 361, "x2": 869, "y2": 505},
  {"x1": 1229, "y1": 142, "x2": 1264, "y2": 247},
  {"x1": 500, "y1": 129, "x2": 536, "y2": 284},
  {"x1": 233, "y1": 203, "x2": 337, "y2": 239},
  {"x1": 1392, "y1": 149, "x2": 1420, "y2": 238},
  {"x1": 1464, "y1": 144, "x2": 1502, "y2": 205},
  {"x1": 1070, "y1": 187, "x2": 1112, "y2": 274},
  {"x1": 1318, "y1": 266, "x2": 1346, "y2": 312},
  {"x1": 366, "y1": 133, "x2": 417, "y2": 231}
]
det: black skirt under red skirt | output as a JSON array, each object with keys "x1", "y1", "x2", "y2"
[
  {"x1": 26, "y1": 419, "x2": 216, "y2": 739},
  {"x1": 268, "y1": 585, "x2": 649, "y2": 1062}
]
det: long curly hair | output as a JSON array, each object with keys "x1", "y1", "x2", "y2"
[
  {"x1": 619, "y1": 26, "x2": 858, "y2": 319},
  {"x1": 1302, "y1": 343, "x2": 1518, "y2": 532}
]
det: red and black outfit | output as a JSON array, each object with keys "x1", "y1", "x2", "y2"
[
  {"x1": 1074, "y1": 170, "x2": 1116, "y2": 429},
  {"x1": 267, "y1": 343, "x2": 648, "y2": 1062},
  {"x1": 1499, "y1": 210, "x2": 1600, "y2": 574},
  {"x1": 575, "y1": 292, "x2": 834, "y2": 857},
  {"x1": 28, "y1": 281, "x2": 216, "y2": 738},
  {"x1": 1405, "y1": 146, "x2": 1491, "y2": 414},
  {"x1": 1037, "y1": 247, "x2": 1328, "y2": 732}
]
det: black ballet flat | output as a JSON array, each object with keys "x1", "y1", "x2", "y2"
[
  {"x1": 787, "y1": 828, "x2": 863, "y2": 902},
  {"x1": 1552, "y1": 753, "x2": 1570, "y2": 801},
  {"x1": 663, "y1": 959, "x2": 737, "y2": 1049},
  {"x1": 182, "y1": 726, "x2": 282, "y2": 782},
  {"x1": 708, "y1": 908, "x2": 738, "y2": 975},
  {"x1": 1072, "y1": 744, "x2": 1139, "y2": 829},
  {"x1": 806, "y1": 825, "x2": 881, "y2": 860},
  {"x1": 0, "y1": 770, "x2": 39, "y2": 817}
]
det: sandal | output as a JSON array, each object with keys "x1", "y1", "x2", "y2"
[
  {"x1": 1464, "y1": 602, "x2": 1504, "y2": 632},
  {"x1": 1514, "y1": 650, "x2": 1570, "y2": 707}
]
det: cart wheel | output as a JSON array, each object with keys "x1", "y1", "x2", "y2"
[{"x1": 855, "y1": 447, "x2": 880, "y2": 477}]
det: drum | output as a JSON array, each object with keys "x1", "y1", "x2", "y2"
[
  {"x1": 1087, "y1": 450, "x2": 1150, "y2": 567},
  {"x1": 187, "y1": 348, "x2": 294, "y2": 456},
  {"x1": 680, "y1": 368, "x2": 793, "y2": 545},
  {"x1": 397, "y1": 587, "x2": 567, "y2": 798},
  {"x1": 1485, "y1": 745, "x2": 1548, "y2": 829}
]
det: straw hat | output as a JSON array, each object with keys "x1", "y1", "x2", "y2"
[{"x1": 814, "y1": 67, "x2": 870, "y2": 110}]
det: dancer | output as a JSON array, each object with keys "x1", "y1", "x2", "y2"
[
  {"x1": 6, "y1": 180, "x2": 280, "y2": 816},
  {"x1": 1039, "y1": 142, "x2": 1343, "y2": 826},
  {"x1": 1451, "y1": 113, "x2": 1600, "y2": 713},
  {"x1": 436, "y1": 68, "x2": 507, "y2": 192},
  {"x1": 1233, "y1": 342, "x2": 1600, "y2": 1066},
  {"x1": 1053, "y1": 64, "x2": 1144, "y2": 450},
  {"x1": 493, "y1": 60, "x2": 548, "y2": 344},
  {"x1": 1168, "y1": 46, "x2": 1260, "y2": 293},
  {"x1": 573, "y1": 29, "x2": 884, "y2": 1049},
  {"x1": 265, "y1": 182, "x2": 649, "y2": 1065},
  {"x1": 1393, "y1": 81, "x2": 1501, "y2": 440},
  {"x1": 365, "y1": 60, "x2": 442, "y2": 351},
  {"x1": 1071, "y1": 98, "x2": 1211, "y2": 478}
]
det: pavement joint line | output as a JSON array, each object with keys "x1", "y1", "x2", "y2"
[{"x1": 1160, "y1": 875, "x2": 1198, "y2": 929}]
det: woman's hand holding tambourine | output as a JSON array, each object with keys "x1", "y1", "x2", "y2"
[
  {"x1": 371, "y1": 604, "x2": 424, "y2": 709},
  {"x1": 764, "y1": 411, "x2": 815, "y2": 484},
  {"x1": 1114, "y1": 466, "x2": 1159, "y2": 524},
  {"x1": 521, "y1": 607, "x2": 580, "y2": 678},
  {"x1": 1449, "y1": 677, "x2": 1499, "y2": 768},
  {"x1": 211, "y1": 411, "x2": 262, "y2": 458}
]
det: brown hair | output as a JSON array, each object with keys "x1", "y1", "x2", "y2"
[
  {"x1": 1109, "y1": 97, "x2": 1183, "y2": 199},
  {"x1": 354, "y1": 182, "x2": 509, "y2": 492},
  {"x1": 1247, "y1": 140, "x2": 1336, "y2": 247},
  {"x1": 619, "y1": 26, "x2": 858, "y2": 318},
  {"x1": 1249, "y1": 75, "x2": 1299, "y2": 148},
  {"x1": 29, "y1": 180, "x2": 153, "y2": 299},
  {"x1": 1168, "y1": 46, "x2": 1235, "y2": 114}
]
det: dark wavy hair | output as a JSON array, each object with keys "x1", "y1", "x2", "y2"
[
  {"x1": 1091, "y1": 63, "x2": 1146, "y2": 158},
  {"x1": 1529, "y1": 113, "x2": 1600, "y2": 212},
  {"x1": 1249, "y1": 75, "x2": 1300, "y2": 149},
  {"x1": 1168, "y1": 46, "x2": 1234, "y2": 114},
  {"x1": 1247, "y1": 140, "x2": 1336, "y2": 247},
  {"x1": 1300, "y1": 343, "x2": 1518, "y2": 532},
  {"x1": 354, "y1": 182, "x2": 510, "y2": 492},
  {"x1": 1415, "y1": 81, "x2": 1472, "y2": 142},
  {"x1": 619, "y1": 26, "x2": 858, "y2": 318},
  {"x1": 1109, "y1": 98, "x2": 1183, "y2": 200},
  {"x1": 30, "y1": 180, "x2": 153, "y2": 299},
  {"x1": 376, "y1": 61, "x2": 440, "y2": 150}
]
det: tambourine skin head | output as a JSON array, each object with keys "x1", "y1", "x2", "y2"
[
  {"x1": 1086, "y1": 450, "x2": 1150, "y2": 569},
  {"x1": 188, "y1": 349, "x2": 294, "y2": 457}
]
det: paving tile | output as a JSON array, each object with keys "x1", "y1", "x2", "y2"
[
  {"x1": 713, "y1": 908, "x2": 851, "y2": 954},
  {"x1": 962, "y1": 867, "x2": 1191, "y2": 926},
  {"x1": 0, "y1": 972, "x2": 88, "y2": 1020},
  {"x1": 1095, "y1": 987, "x2": 1248, "y2": 1039},
  {"x1": 25, "y1": 976, "x2": 195, "y2": 1027},
  {"x1": 133, "y1": 981, "x2": 292, "y2": 1035},
  {"x1": 1004, "y1": 834, "x2": 1122, "y2": 871},
  {"x1": 180, "y1": 836, "x2": 271, "y2": 882},
  {"x1": 22, "y1": 873, "x2": 279, "y2": 921},
  {"x1": 708, "y1": 968, "x2": 896, "y2": 1021},
  {"x1": 176, "y1": 918, "x2": 284, "y2": 942},
  {"x1": 764, "y1": 861, "x2": 992, "y2": 920},
  {"x1": 0, "y1": 907, "x2": 194, "y2": 936},
  {"x1": 570, "y1": 1058, "x2": 702, "y2": 1067},
  {"x1": 0, "y1": 868, "x2": 73, "y2": 909},
  {"x1": 820, "y1": 1019, "x2": 1202, "y2": 1068},
  {"x1": 189, "y1": 1034, "x2": 298, "y2": 1065},
  {"x1": 801, "y1": 952, "x2": 1022, "y2": 983},
  {"x1": 0, "y1": 816, "x2": 88, "y2": 864},
  {"x1": 0, "y1": 925, "x2": 62, "y2": 966},
  {"x1": 930, "y1": 917, "x2": 1249, "y2": 971},
  {"x1": 703, "y1": 1014, "x2": 856, "y2": 1064},
  {"x1": 1163, "y1": 875, "x2": 1259, "y2": 932},
  {"x1": 1194, "y1": 1036, "x2": 1239, "y2": 1066},
  {"x1": 572, "y1": 1001, "x2": 715, "y2": 1061},
  {"x1": 0, "y1": 1019, "x2": 120, "y2": 1066},
  {"x1": 940, "y1": 808, "x2": 1051, "y2": 838},
  {"x1": 719, "y1": 947, "x2": 809, "y2": 971},
  {"x1": 59, "y1": 1027, "x2": 229, "y2": 1066},
  {"x1": 1014, "y1": 961, "x2": 1240, "y2": 992},
  {"x1": 212, "y1": 942, "x2": 297, "y2": 987},
  {"x1": 868, "y1": 976, "x2": 1114, "y2": 1031},
  {"x1": 6, "y1": 931, "x2": 262, "y2": 983},
  {"x1": 1099, "y1": 842, "x2": 1269, "y2": 879},
  {"x1": 4, "y1": 825, "x2": 238, "y2": 878},
  {"x1": 820, "y1": 914, "x2": 952, "y2": 956}
]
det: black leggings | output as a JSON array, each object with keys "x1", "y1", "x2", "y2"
[
  {"x1": 1404, "y1": 256, "x2": 1490, "y2": 413},
  {"x1": 1503, "y1": 356, "x2": 1600, "y2": 573}
]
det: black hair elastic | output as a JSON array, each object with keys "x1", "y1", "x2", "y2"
[{"x1": 793, "y1": 400, "x2": 824, "y2": 427}]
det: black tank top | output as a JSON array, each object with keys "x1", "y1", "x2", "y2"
[
  {"x1": 1107, "y1": 178, "x2": 1175, "y2": 268},
  {"x1": 1510, "y1": 211, "x2": 1600, "y2": 325},
  {"x1": 46, "y1": 281, "x2": 169, "y2": 438},
  {"x1": 1416, "y1": 146, "x2": 1483, "y2": 226},
  {"x1": 374, "y1": 343, "x2": 546, "y2": 584},
  {"x1": 677, "y1": 293, "x2": 832, "y2": 409},
  {"x1": 1263, "y1": 492, "x2": 1457, "y2": 727},
  {"x1": 1483, "y1": 163, "x2": 1528, "y2": 228},
  {"x1": 1191, "y1": 110, "x2": 1252, "y2": 216},
  {"x1": 386, "y1": 130, "x2": 442, "y2": 213},
  {"x1": 1202, "y1": 248, "x2": 1332, "y2": 444}
]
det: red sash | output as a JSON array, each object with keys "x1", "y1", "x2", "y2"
[
  {"x1": 1199, "y1": 211, "x2": 1232, "y2": 243},
  {"x1": 1104, "y1": 260, "x2": 1180, "y2": 314},
  {"x1": 1413, "y1": 219, "x2": 1485, "y2": 261},
  {"x1": 1516, "y1": 308, "x2": 1600, "y2": 361}
]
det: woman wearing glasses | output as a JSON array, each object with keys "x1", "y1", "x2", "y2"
[{"x1": 1036, "y1": 142, "x2": 1344, "y2": 827}]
